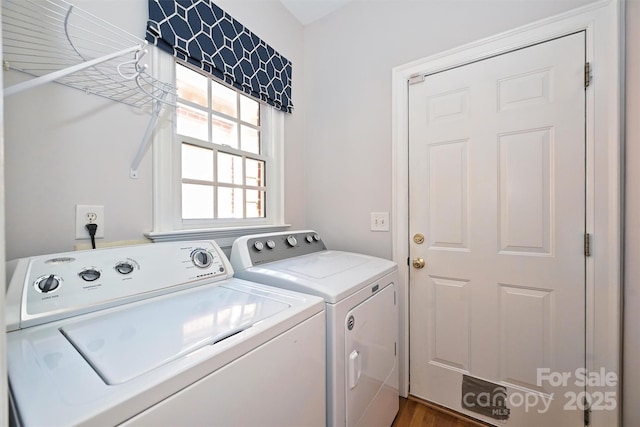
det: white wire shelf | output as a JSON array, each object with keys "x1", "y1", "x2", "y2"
[
  {"x1": 2, "y1": 0, "x2": 177, "y2": 177},
  {"x1": 2, "y1": 0, "x2": 176, "y2": 108}
]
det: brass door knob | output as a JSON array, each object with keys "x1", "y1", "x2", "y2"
[{"x1": 412, "y1": 258, "x2": 426, "y2": 269}]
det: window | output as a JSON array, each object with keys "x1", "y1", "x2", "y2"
[
  {"x1": 149, "y1": 56, "x2": 285, "y2": 241},
  {"x1": 176, "y1": 63, "x2": 265, "y2": 221}
]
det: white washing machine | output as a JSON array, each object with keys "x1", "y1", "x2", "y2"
[
  {"x1": 6, "y1": 240, "x2": 326, "y2": 426},
  {"x1": 231, "y1": 230, "x2": 399, "y2": 427}
]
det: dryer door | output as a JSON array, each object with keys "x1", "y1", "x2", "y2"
[{"x1": 345, "y1": 283, "x2": 398, "y2": 427}]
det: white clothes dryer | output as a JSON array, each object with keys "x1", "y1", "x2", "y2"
[
  {"x1": 231, "y1": 230, "x2": 400, "y2": 427},
  {"x1": 6, "y1": 240, "x2": 326, "y2": 427}
]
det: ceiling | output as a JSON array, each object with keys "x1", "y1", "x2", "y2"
[{"x1": 279, "y1": 0, "x2": 353, "y2": 25}]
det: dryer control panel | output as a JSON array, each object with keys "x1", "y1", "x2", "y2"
[
  {"x1": 6, "y1": 240, "x2": 233, "y2": 330},
  {"x1": 231, "y1": 230, "x2": 327, "y2": 267}
]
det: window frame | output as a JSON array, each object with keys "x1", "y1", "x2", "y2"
[{"x1": 147, "y1": 50, "x2": 287, "y2": 243}]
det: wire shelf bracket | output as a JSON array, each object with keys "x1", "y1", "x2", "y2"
[
  {"x1": 2, "y1": 0, "x2": 177, "y2": 178},
  {"x1": 130, "y1": 92, "x2": 168, "y2": 179}
]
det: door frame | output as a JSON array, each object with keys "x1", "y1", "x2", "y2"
[{"x1": 391, "y1": 1, "x2": 623, "y2": 426}]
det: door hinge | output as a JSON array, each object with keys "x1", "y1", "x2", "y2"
[
  {"x1": 584, "y1": 396, "x2": 592, "y2": 426},
  {"x1": 409, "y1": 73, "x2": 425, "y2": 85},
  {"x1": 584, "y1": 62, "x2": 591, "y2": 88},
  {"x1": 584, "y1": 233, "x2": 591, "y2": 257}
]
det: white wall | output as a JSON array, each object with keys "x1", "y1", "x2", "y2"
[
  {"x1": 624, "y1": 1, "x2": 640, "y2": 425},
  {"x1": 3, "y1": 0, "x2": 304, "y2": 261},
  {"x1": 302, "y1": 0, "x2": 596, "y2": 259}
]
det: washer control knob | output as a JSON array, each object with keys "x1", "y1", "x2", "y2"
[
  {"x1": 305, "y1": 235, "x2": 314, "y2": 243},
  {"x1": 115, "y1": 262, "x2": 135, "y2": 275},
  {"x1": 191, "y1": 249, "x2": 213, "y2": 268},
  {"x1": 313, "y1": 233, "x2": 320, "y2": 241},
  {"x1": 79, "y1": 268, "x2": 101, "y2": 282},
  {"x1": 253, "y1": 241, "x2": 265, "y2": 251},
  {"x1": 286, "y1": 235, "x2": 298, "y2": 247},
  {"x1": 266, "y1": 239, "x2": 276, "y2": 249},
  {"x1": 35, "y1": 274, "x2": 61, "y2": 293}
]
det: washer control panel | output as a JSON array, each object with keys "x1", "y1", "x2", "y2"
[
  {"x1": 234, "y1": 231, "x2": 326, "y2": 266},
  {"x1": 6, "y1": 240, "x2": 232, "y2": 330}
]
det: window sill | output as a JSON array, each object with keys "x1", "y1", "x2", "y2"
[{"x1": 145, "y1": 224, "x2": 291, "y2": 252}]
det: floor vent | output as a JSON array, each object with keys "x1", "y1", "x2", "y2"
[{"x1": 461, "y1": 375, "x2": 510, "y2": 420}]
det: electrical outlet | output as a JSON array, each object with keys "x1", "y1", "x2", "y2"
[
  {"x1": 75, "y1": 205, "x2": 105, "y2": 240},
  {"x1": 370, "y1": 212, "x2": 390, "y2": 232}
]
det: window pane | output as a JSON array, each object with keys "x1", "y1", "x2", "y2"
[
  {"x1": 240, "y1": 95, "x2": 259, "y2": 125},
  {"x1": 177, "y1": 103, "x2": 208, "y2": 140},
  {"x1": 176, "y1": 64, "x2": 208, "y2": 107},
  {"x1": 218, "y1": 187, "x2": 243, "y2": 218},
  {"x1": 182, "y1": 144, "x2": 213, "y2": 181},
  {"x1": 175, "y1": 61, "x2": 267, "y2": 224},
  {"x1": 246, "y1": 190, "x2": 264, "y2": 218},
  {"x1": 245, "y1": 158, "x2": 264, "y2": 187},
  {"x1": 211, "y1": 81, "x2": 237, "y2": 117},
  {"x1": 218, "y1": 152, "x2": 243, "y2": 184},
  {"x1": 212, "y1": 116, "x2": 238, "y2": 148},
  {"x1": 182, "y1": 184, "x2": 214, "y2": 219},
  {"x1": 241, "y1": 125, "x2": 259, "y2": 154}
]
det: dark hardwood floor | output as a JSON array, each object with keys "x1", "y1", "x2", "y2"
[{"x1": 392, "y1": 396, "x2": 492, "y2": 427}]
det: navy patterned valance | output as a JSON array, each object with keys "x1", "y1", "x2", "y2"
[{"x1": 146, "y1": 0, "x2": 293, "y2": 113}]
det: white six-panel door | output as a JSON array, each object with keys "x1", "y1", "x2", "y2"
[{"x1": 409, "y1": 32, "x2": 586, "y2": 426}]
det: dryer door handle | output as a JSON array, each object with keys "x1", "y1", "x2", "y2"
[{"x1": 348, "y1": 350, "x2": 361, "y2": 389}]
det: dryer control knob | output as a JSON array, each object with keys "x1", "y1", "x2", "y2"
[
  {"x1": 266, "y1": 239, "x2": 276, "y2": 249},
  {"x1": 253, "y1": 241, "x2": 265, "y2": 251},
  {"x1": 286, "y1": 235, "x2": 298, "y2": 247},
  {"x1": 305, "y1": 235, "x2": 314, "y2": 243},
  {"x1": 191, "y1": 249, "x2": 213, "y2": 268}
]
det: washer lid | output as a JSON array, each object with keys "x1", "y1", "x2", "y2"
[{"x1": 61, "y1": 285, "x2": 289, "y2": 385}]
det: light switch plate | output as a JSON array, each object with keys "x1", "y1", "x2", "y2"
[{"x1": 370, "y1": 212, "x2": 390, "y2": 232}]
